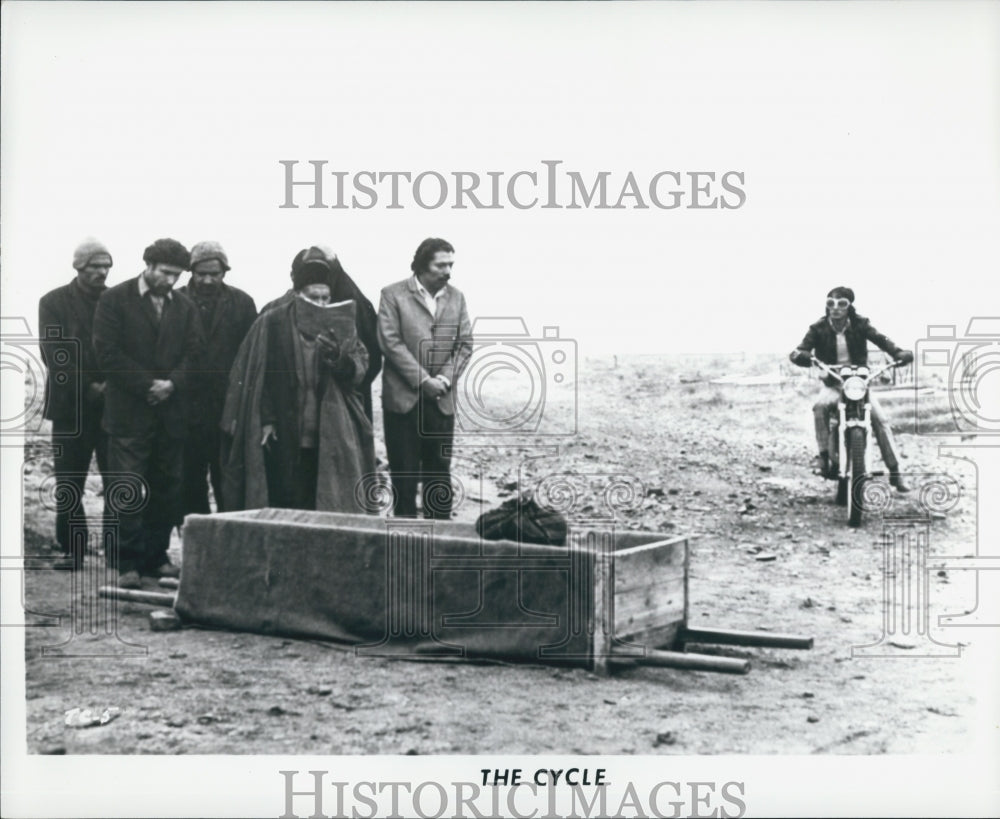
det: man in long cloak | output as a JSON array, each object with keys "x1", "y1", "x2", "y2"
[{"x1": 220, "y1": 250, "x2": 375, "y2": 512}]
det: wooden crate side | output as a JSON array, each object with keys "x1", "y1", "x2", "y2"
[
  {"x1": 590, "y1": 540, "x2": 609, "y2": 674},
  {"x1": 618, "y1": 622, "x2": 683, "y2": 652},
  {"x1": 614, "y1": 578, "x2": 685, "y2": 623},
  {"x1": 612, "y1": 538, "x2": 686, "y2": 593},
  {"x1": 610, "y1": 537, "x2": 688, "y2": 649}
]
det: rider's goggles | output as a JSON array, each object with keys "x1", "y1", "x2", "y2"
[{"x1": 826, "y1": 298, "x2": 851, "y2": 309}]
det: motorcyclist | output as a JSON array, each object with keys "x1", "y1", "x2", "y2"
[{"x1": 790, "y1": 286, "x2": 914, "y2": 493}]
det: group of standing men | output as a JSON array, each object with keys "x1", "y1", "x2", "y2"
[{"x1": 39, "y1": 236, "x2": 472, "y2": 588}]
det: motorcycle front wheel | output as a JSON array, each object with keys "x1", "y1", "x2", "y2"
[{"x1": 846, "y1": 426, "x2": 866, "y2": 527}]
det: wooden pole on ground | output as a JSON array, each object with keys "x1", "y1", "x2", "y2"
[
  {"x1": 681, "y1": 626, "x2": 813, "y2": 650},
  {"x1": 609, "y1": 645, "x2": 750, "y2": 675},
  {"x1": 98, "y1": 587, "x2": 177, "y2": 607}
]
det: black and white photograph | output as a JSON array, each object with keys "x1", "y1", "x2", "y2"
[{"x1": 2, "y1": 2, "x2": 998, "y2": 816}]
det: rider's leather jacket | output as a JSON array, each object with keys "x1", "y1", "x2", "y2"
[{"x1": 790, "y1": 311, "x2": 906, "y2": 387}]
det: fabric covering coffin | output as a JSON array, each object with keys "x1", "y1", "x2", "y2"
[{"x1": 176, "y1": 509, "x2": 608, "y2": 666}]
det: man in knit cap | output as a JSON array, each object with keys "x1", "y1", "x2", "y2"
[
  {"x1": 177, "y1": 241, "x2": 257, "y2": 514},
  {"x1": 38, "y1": 239, "x2": 114, "y2": 569},
  {"x1": 94, "y1": 238, "x2": 203, "y2": 588}
]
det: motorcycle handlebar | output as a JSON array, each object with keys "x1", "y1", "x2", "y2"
[
  {"x1": 808, "y1": 354, "x2": 902, "y2": 384},
  {"x1": 809, "y1": 355, "x2": 841, "y2": 383}
]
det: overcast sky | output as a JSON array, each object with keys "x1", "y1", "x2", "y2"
[{"x1": 3, "y1": 1, "x2": 998, "y2": 359}]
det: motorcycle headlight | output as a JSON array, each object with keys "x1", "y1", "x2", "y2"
[{"x1": 843, "y1": 376, "x2": 867, "y2": 401}]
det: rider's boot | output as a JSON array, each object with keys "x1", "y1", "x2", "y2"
[{"x1": 889, "y1": 471, "x2": 911, "y2": 493}]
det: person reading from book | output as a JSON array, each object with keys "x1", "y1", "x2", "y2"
[
  {"x1": 260, "y1": 245, "x2": 381, "y2": 422},
  {"x1": 226, "y1": 250, "x2": 375, "y2": 511}
]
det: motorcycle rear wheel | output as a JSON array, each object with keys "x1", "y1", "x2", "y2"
[{"x1": 847, "y1": 427, "x2": 866, "y2": 527}]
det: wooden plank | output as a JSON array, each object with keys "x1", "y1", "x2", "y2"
[
  {"x1": 611, "y1": 532, "x2": 691, "y2": 551},
  {"x1": 591, "y1": 536, "x2": 610, "y2": 675},
  {"x1": 612, "y1": 541, "x2": 686, "y2": 593},
  {"x1": 615, "y1": 603, "x2": 685, "y2": 641},
  {"x1": 614, "y1": 576, "x2": 685, "y2": 621},
  {"x1": 614, "y1": 622, "x2": 682, "y2": 652},
  {"x1": 615, "y1": 596, "x2": 684, "y2": 637}
]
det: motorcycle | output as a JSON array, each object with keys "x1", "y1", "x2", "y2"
[{"x1": 810, "y1": 354, "x2": 903, "y2": 527}]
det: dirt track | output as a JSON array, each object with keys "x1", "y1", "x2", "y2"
[{"x1": 19, "y1": 355, "x2": 986, "y2": 755}]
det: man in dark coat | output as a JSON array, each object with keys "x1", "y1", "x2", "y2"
[
  {"x1": 222, "y1": 251, "x2": 375, "y2": 511},
  {"x1": 790, "y1": 286, "x2": 914, "y2": 492},
  {"x1": 38, "y1": 239, "x2": 113, "y2": 569},
  {"x1": 177, "y1": 241, "x2": 256, "y2": 514},
  {"x1": 93, "y1": 238, "x2": 202, "y2": 588},
  {"x1": 261, "y1": 246, "x2": 381, "y2": 421}
]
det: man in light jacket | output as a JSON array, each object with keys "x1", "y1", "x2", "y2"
[{"x1": 377, "y1": 237, "x2": 473, "y2": 518}]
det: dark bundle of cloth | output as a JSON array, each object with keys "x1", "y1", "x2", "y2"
[{"x1": 475, "y1": 494, "x2": 568, "y2": 546}]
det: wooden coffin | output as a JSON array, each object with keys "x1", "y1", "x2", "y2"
[{"x1": 174, "y1": 509, "x2": 688, "y2": 670}]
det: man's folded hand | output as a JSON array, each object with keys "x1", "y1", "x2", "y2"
[
  {"x1": 420, "y1": 376, "x2": 448, "y2": 399},
  {"x1": 147, "y1": 379, "x2": 174, "y2": 405}
]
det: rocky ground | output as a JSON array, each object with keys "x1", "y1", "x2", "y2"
[{"x1": 16, "y1": 354, "x2": 994, "y2": 755}]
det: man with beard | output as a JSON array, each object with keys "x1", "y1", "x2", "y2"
[
  {"x1": 177, "y1": 241, "x2": 256, "y2": 514},
  {"x1": 790, "y1": 286, "x2": 913, "y2": 493},
  {"x1": 94, "y1": 238, "x2": 202, "y2": 588},
  {"x1": 38, "y1": 239, "x2": 113, "y2": 570},
  {"x1": 221, "y1": 249, "x2": 375, "y2": 511},
  {"x1": 377, "y1": 237, "x2": 473, "y2": 519}
]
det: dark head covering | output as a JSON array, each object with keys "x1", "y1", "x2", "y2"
[
  {"x1": 287, "y1": 245, "x2": 382, "y2": 419},
  {"x1": 290, "y1": 246, "x2": 360, "y2": 303},
  {"x1": 143, "y1": 238, "x2": 191, "y2": 269},
  {"x1": 827, "y1": 286, "x2": 855, "y2": 303},
  {"x1": 291, "y1": 252, "x2": 334, "y2": 291}
]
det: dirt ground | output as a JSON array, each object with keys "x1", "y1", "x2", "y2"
[{"x1": 17, "y1": 354, "x2": 991, "y2": 755}]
